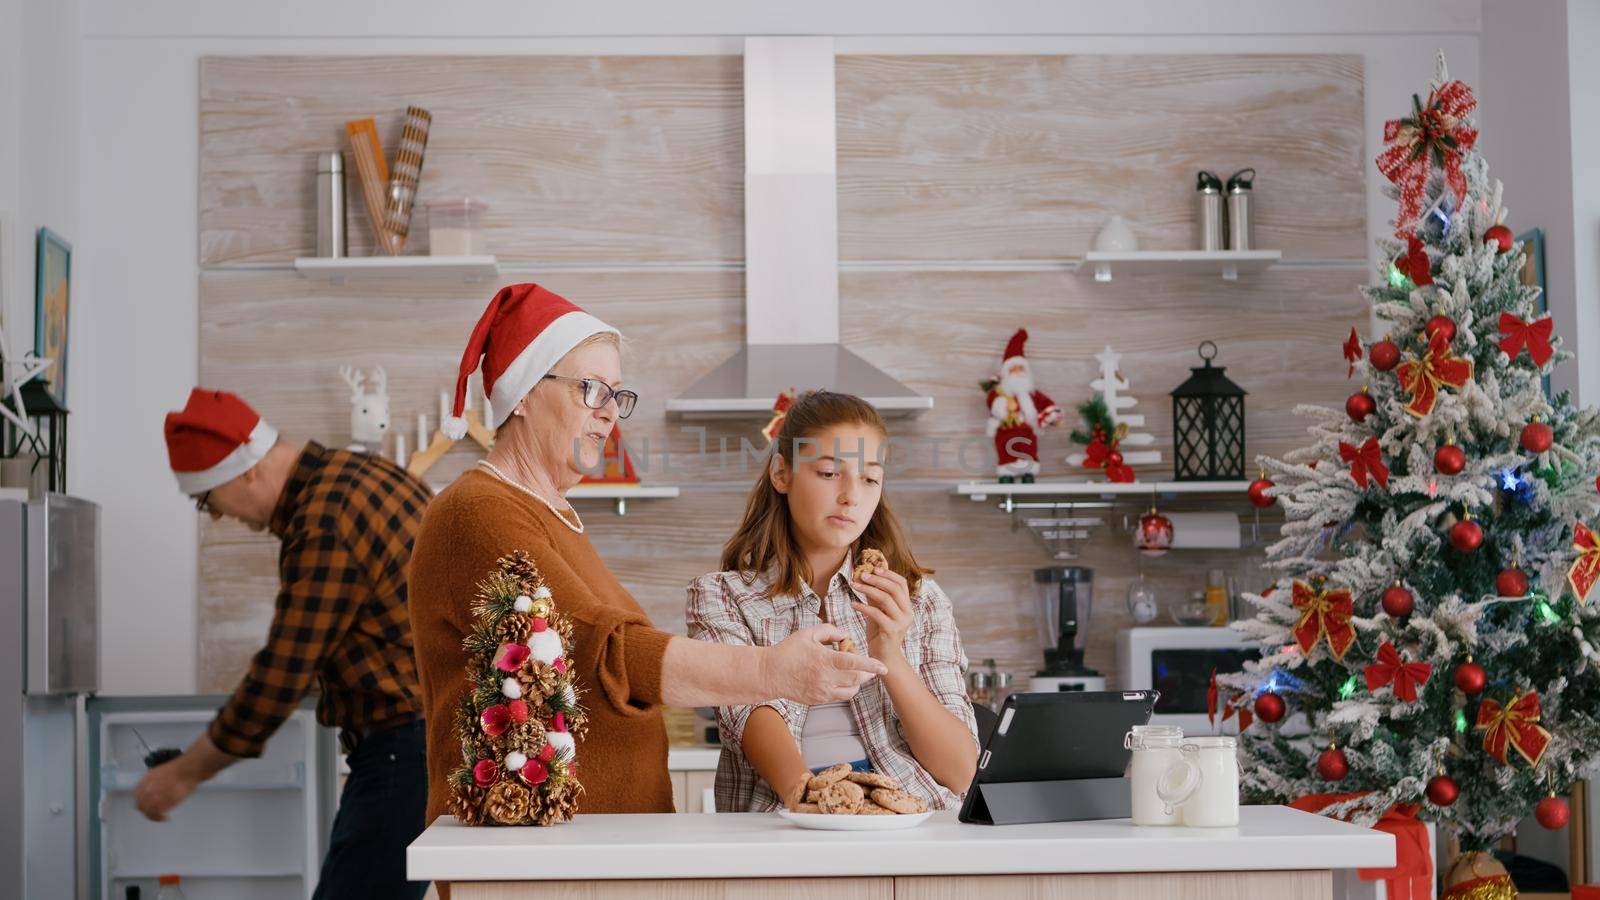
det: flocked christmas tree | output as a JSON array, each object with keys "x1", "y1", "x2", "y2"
[
  {"x1": 1219, "y1": 51, "x2": 1600, "y2": 860},
  {"x1": 448, "y1": 551, "x2": 587, "y2": 826}
]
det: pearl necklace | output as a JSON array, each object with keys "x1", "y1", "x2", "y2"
[{"x1": 474, "y1": 460, "x2": 585, "y2": 534}]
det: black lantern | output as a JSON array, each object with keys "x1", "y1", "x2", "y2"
[
  {"x1": 1170, "y1": 341, "x2": 1246, "y2": 481},
  {"x1": 1, "y1": 378, "x2": 68, "y2": 493}
]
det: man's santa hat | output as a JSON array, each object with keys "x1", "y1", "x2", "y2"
[
  {"x1": 1002, "y1": 328, "x2": 1030, "y2": 373},
  {"x1": 444, "y1": 283, "x2": 619, "y2": 438},
  {"x1": 163, "y1": 389, "x2": 279, "y2": 495}
]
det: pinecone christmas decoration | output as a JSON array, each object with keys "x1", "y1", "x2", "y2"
[
  {"x1": 448, "y1": 552, "x2": 588, "y2": 827},
  {"x1": 486, "y1": 780, "x2": 533, "y2": 825}
]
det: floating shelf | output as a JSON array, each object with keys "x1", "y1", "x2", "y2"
[
  {"x1": 293, "y1": 255, "x2": 501, "y2": 284},
  {"x1": 564, "y1": 483, "x2": 681, "y2": 516},
  {"x1": 1073, "y1": 250, "x2": 1282, "y2": 282},
  {"x1": 955, "y1": 480, "x2": 1252, "y2": 503}
]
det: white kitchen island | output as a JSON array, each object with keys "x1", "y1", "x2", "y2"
[{"x1": 409, "y1": 804, "x2": 1395, "y2": 899}]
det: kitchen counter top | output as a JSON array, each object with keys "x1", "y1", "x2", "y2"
[{"x1": 408, "y1": 805, "x2": 1394, "y2": 883}]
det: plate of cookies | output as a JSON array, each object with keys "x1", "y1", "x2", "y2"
[{"x1": 777, "y1": 763, "x2": 933, "y2": 831}]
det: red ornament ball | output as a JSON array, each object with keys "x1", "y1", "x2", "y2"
[
  {"x1": 1369, "y1": 339, "x2": 1401, "y2": 372},
  {"x1": 1382, "y1": 584, "x2": 1415, "y2": 618},
  {"x1": 1485, "y1": 224, "x2": 1515, "y2": 254},
  {"x1": 1107, "y1": 450, "x2": 1124, "y2": 466},
  {"x1": 1253, "y1": 691, "x2": 1286, "y2": 723},
  {"x1": 1434, "y1": 444, "x2": 1466, "y2": 476},
  {"x1": 1426, "y1": 315, "x2": 1458, "y2": 344},
  {"x1": 1317, "y1": 747, "x2": 1350, "y2": 782},
  {"x1": 1346, "y1": 391, "x2": 1377, "y2": 423},
  {"x1": 1453, "y1": 660, "x2": 1486, "y2": 695},
  {"x1": 1449, "y1": 519, "x2": 1484, "y2": 553},
  {"x1": 1521, "y1": 421, "x2": 1554, "y2": 454},
  {"x1": 1426, "y1": 774, "x2": 1460, "y2": 807},
  {"x1": 1248, "y1": 478, "x2": 1276, "y2": 509},
  {"x1": 1495, "y1": 567, "x2": 1529, "y2": 598},
  {"x1": 1536, "y1": 795, "x2": 1571, "y2": 830}
]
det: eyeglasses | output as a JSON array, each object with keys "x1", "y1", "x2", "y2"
[
  {"x1": 542, "y1": 375, "x2": 637, "y2": 419},
  {"x1": 194, "y1": 491, "x2": 213, "y2": 514}
]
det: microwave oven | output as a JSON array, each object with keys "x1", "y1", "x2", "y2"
[{"x1": 1117, "y1": 626, "x2": 1259, "y2": 735}]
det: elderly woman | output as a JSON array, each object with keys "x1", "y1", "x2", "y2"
[{"x1": 409, "y1": 283, "x2": 887, "y2": 824}]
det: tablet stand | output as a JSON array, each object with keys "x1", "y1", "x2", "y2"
[{"x1": 960, "y1": 775, "x2": 1130, "y2": 826}]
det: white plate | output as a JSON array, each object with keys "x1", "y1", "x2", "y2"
[{"x1": 776, "y1": 809, "x2": 934, "y2": 831}]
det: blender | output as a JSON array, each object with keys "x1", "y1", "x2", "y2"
[{"x1": 1032, "y1": 566, "x2": 1106, "y2": 692}]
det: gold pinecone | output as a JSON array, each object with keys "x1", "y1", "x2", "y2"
[
  {"x1": 517, "y1": 660, "x2": 562, "y2": 701},
  {"x1": 452, "y1": 784, "x2": 487, "y2": 826},
  {"x1": 486, "y1": 780, "x2": 533, "y2": 825},
  {"x1": 502, "y1": 552, "x2": 543, "y2": 590},
  {"x1": 498, "y1": 614, "x2": 533, "y2": 643}
]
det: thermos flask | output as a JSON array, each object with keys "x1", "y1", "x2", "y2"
[
  {"x1": 1196, "y1": 171, "x2": 1226, "y2": 251},
  {"x1": 316, "y1": 151, "x2": 347, "y2": 258},
  {"x1": 1226, "y1": 168, "x2": 1256, "y2": 250}
]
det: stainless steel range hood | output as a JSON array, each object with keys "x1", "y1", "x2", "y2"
[{"x1": 666, "y1": 37, "x2": 933, "y2": 419}]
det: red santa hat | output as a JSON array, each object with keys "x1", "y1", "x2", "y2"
[
  {"x1": 1002, "y1": 328, "x2": 1030, "y2": 370},
  {"x1": 163, "y1": 389, "x2": 279, "y2": 495},
  {"x1": 444, "y1": 283, "x2": 619, "y2": 438}
]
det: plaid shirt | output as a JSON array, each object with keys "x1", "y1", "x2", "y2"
[
  {"x1": 208, "y1": 442, "x2": 430, "y2": 758},
  {"x1": 686, "y1": 553, "x2": 978, "y2": 812}
]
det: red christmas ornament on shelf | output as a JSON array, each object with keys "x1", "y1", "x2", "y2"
[
  {"x1": 1426, "y1": 774, "x2": 1459, "y2": 806},
  {"x1": 1485, "y1": 224, "x2": 1515, "y2": 254},
  {"x1": 1382, "y1": 582, "x2": 1415, "y2": 618},
  {"x1": 1454, "y1": 659, "x2": 1486, "y2": 695},
  {"x1": 1346, "y1": 389, "x2": 1377, "y2": 423},
  {"x1": 1449, "y1": 517, "x2": 1484, "y2": 553},
  {"x1": 1521, "y1": 420, "x2": 1554, "y2": 454},
  {"x1": 1434, "y1": 443, "x2": 1466, "y2": 476},
  {"x1": 1248, "y1": 476, "x2": 1275, "y2": 509},
  {"x1": 1536, "y1": 795, "x2": 1570, "y2": 830},
  {"x1": 1253, "y1": 691, "x2": 1286, "y2": 723},
  {"x1": 1317, "y1": 746, "x2": 1349, "y2": 782},
  {"x1": 1496, "y1": 566, "x2": 1528, "y2": 598},
  {"x1": 1136, "y1": 508, "x2": 1174, "y2": 557},
  {"x1": 1426, "y1": 314, "x2": 1458, "y2": 344},
  {"x1": 1370, "y1": 339, "x2": 1401, "y2": 372}
]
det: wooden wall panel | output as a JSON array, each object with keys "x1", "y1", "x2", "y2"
[
  {"x1": 836, "y1": 54, "x2": 1365, "y2": 261},
  {"x1": 199, "y1": 56, "x2": 744, "y2": 265}
]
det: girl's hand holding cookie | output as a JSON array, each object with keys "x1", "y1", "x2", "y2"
[{"x1": 850, "y1": 566, "x2": 913, "y2": 662}]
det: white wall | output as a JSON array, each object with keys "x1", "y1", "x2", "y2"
[
  {"x1": 1568, "y1": 0, "x2": 1600, "y2": 406},
  {"x1": 62, "y1": 0, "x2": 1482, "y2": 695}
]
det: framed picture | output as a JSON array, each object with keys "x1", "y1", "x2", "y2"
[
  {"x1": 34, "y1": 228, "x2": 70, "y2": 404},
  {"x1": 1516, "y1": 228, "x2": 1548, "y2": 398}
]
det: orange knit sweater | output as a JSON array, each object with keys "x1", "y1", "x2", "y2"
[{"x1": 409, "y1": 469, "x2": 675, "y2": 823}]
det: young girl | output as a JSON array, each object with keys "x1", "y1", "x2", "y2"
[{"x1": 686, "y1": 391, "x2": 979, "y2": 812}]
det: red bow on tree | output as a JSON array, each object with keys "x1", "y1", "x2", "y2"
[
  {"x1": 1398, "y1": 236, "x2": 1433, "y2": 286},
  {"x1": 1498, "y1": 312, "x2": 1555, "y2": 367},
  {"x1": 1364, "y1": 641, "x2": 1432, "y2": 703},
  {"x1": 1396, "y1": 330, "x2": 1473, "y2": 417},
  {"x1": 1568, "y1": 521, "x2": 1600, "y2": 605},
  {"x1": 1340, "y1": 437, "x2": 1390, "y2": 490},
  {"x1": 1377, "y1": 81, "x2": 1479, "y2": 238},
  {"x1": 1475, "y1": 690, "x2": 1552, "y2": 767},
  {"x1": 1343, "y1": 328, "x2": 1362, "y2": 378},
  {"x1": 1292, "y1": 580, "x2": 1356, "y2": 660},
  {"x1": 1205, "y1": 668, "x2": 1254, "y2": 731}
]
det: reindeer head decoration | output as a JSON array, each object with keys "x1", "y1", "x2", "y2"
[{"x1": 339, "y1": 365, "x2": 391, "y2": 446}]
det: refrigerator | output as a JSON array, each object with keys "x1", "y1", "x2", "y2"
[{"x1": 0, "y1": 494, "x2": 100, "y2": 899}]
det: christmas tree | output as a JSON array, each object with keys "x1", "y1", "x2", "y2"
[
  {"x1": 449, "y1": 551, "x2": 587, "y2": 826},
  {"x1": 1220, "y1": 52, "x2": 1600, "y2": 853}
]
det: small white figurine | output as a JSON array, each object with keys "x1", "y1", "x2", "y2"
[{"x1": 339, "y1": 365, "x2": 390, "y2": 453}]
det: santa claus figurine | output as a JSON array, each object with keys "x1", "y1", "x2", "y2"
[{"x1": 982, "y1": 329, "x2": 1063, "y2": 483}]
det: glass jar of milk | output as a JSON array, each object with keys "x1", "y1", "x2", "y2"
[
  {"x1": 1155, "y1": 736, "x2": 1240, "y2": 827},
  {"x1": 1125, "y1": 724, "x2": 1186, "y2": 825}
]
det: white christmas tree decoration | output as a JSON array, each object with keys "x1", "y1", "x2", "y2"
[
  {"x1": 0, "y1": 322, "x2": 51, "y2": 439},
  {"x1": 1066, "y1": 345, "x2": 1162, "y2": 467}
]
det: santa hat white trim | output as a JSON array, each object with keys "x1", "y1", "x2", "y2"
[
  {"x1": 173, "y1": 419, "x2": 279, "y2": 495},
  {"x1": 445, "y1": 310, "x2": 618, "y2": 437}
]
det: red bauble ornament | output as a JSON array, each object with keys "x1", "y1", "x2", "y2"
[
  {"x1": 1137, "y1": 510, "x2": 1174, "y2": 557},
  {"x1": 1382, "y1": 583, "x2": 1415, "y2": 618},
  {"x1": 1496, "y1": 567, "x2": 1528, "y2": 598},
  {"x1": 1426, "y1": 774, "x2": 1460, "y2": 807},
  {"x1": 1248, "y1": 477, "x2": 1275, "y2": 509},
  {"x1": 1426, "y1": 314, "x2": 1458, "y2": 344},
  {"x1": 1346, "y1": 390, "x2": 1377, "y2": 423},
  {"x1": 1521, "y1": 421, "x2": 1554, "y2": 454},
  {"x1": 1107, "y1": 450, "x2": 1124, "y2": 466},
  {"x1": 1317, "y1": 746, "x2": 1350, "y2": 782},
  {"x1": 1485, "y1": 224, "x2": 1515, "y2": 254},
  {"x1": 1453, "y1": 660, "x2": 1486, "y2": 695},
  {"x1": 1434, "y1": 444, "x2": 1466, "y2": 476},
  {"x1": 1536, "y1": 795, "x2": 1570, "y2": 830},
  {"x1": 1370, "y1": 339, "x2": 1401, "y2": 372},
  {"x1": 1449, "y1": 518, "x2": 1483, "y2": 553},
  {"x1": 1254, "y1": 691, "x2": 1286, "y2": 723}
]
